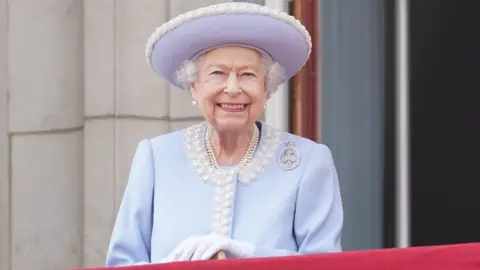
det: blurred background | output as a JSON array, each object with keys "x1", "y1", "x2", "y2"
[{"x1": 0, "y1": 0, "x2": 479, "y2": 269}]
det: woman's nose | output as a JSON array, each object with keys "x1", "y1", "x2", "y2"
[{"x1": 224, "y1": 72, "x2": 241, "y2": 95}]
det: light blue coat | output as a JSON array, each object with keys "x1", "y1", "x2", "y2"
[{"x1": 106, "y1": 121, "x2": 344, "y2": 266}]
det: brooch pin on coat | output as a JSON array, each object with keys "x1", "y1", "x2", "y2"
[{"x1": 279, "y1": 140, "x2": 300, "y2": 170}]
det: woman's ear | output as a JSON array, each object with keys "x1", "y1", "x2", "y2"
[
  {"x1": 265, "y1": 90, "x2": 271, "y2": 100},
  {"x1": 190, "y1": 83, "x2": 197, "y2": 100}
]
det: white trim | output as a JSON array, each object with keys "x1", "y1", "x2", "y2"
[
  {"x1": 395, "y1": 0, "x2": 410, "y2": 248},
  {"x1": 264, "y1": 0, "x2": 290, "y2": 132},
  {"x1": 185, "y1": 122, "x2": 281, "y2": 237}
]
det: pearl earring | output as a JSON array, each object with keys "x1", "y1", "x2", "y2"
[{"x1": 192, "y1": 100, "x2": 197, "y2": 105}]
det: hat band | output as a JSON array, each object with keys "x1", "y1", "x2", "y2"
[{"x1": 190, "y1": 43, "x2": 273, "y2": 61}]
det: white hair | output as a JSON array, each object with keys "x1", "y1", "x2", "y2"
[{"x1": 175, "y1": 53, "x2": 286, "y2": 95}]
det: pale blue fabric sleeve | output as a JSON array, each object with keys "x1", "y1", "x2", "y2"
[
  {"x1": 253, "y1": 144, "x2": 344, "y2": 257},
  {"x1": 105, "y1": 139, "x2": 155, "y2": 267}
]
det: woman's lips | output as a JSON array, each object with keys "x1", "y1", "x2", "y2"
[{"x1": 217, "y1": 103, "x2": 248, "y2": 112}]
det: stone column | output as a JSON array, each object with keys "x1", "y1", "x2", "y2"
[
  {"x1": 83, "y1": 0, "x2": 169, "y2": 267},
  {"x1": 7, "y1": 0, "x2": 84, "y2": 269},
  {"x1": 0, "y1": 0, "x2": 9, "y2": 269}
]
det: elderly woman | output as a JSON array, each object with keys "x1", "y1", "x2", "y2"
[{"x1": 105, "y1": 2, "x2": 343, "y2": 267}]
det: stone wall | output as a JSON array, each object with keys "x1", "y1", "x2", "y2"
[{"x1": 0, "y1": 1, "x2": 231, "y2": 269}]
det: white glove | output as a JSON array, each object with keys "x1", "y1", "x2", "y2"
[
  {"x1": 190, "y1": 233, "x2": 255, "y2": 260},
  {"x1": 161, "y1": 235, "x2": 203, "y2": 263},
  {"x1": 162, "y1": 234, "x2": 255, "y2": 262}
]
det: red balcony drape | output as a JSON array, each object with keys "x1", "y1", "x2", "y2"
[{"x1": 72, "y1": 243, "x2": 480, "y2": 270}]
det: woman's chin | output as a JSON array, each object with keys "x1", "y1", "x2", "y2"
[{"x1": 209, "y1": 118, "x2": 251, "y2": 132}]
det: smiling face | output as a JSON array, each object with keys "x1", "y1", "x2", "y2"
[{"x1": 191, "y1": 46, "x2": 268, "y2": 132}]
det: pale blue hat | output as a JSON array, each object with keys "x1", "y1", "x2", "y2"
[{"x1": 145, "y1": 2, "x2": 312, "y2": 89}]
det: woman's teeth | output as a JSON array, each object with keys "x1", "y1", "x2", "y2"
[{"x1": 220, "y1": 104, "x2": 245, "y2": 109}]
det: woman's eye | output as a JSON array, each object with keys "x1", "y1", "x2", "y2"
[
  {"x1": 242, "y1": 72, "x2": 256, "y2": 77},
  {"x1": 209, "y1": 71, "x2": 223, "y2": 75}
]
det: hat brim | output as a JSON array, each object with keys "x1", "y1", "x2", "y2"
[{"x1": 148, "y1": 13, "x2": 310, "y2": 89}]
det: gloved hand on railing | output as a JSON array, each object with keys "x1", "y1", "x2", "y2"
[{"x1": 161, "y1": 233, "x2": 255, "y2": 262}]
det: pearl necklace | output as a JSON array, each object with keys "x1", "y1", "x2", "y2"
[{"x1": 205, "y1": 124, "x2": 260, "y2": 169}]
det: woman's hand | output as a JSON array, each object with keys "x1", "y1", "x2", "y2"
[
  {"x1": 162, "y1": 234, "x2": 255, "y2": 262},
  {"x1": 190, "y1": 234, "x2": 255, "y2": 260}
]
